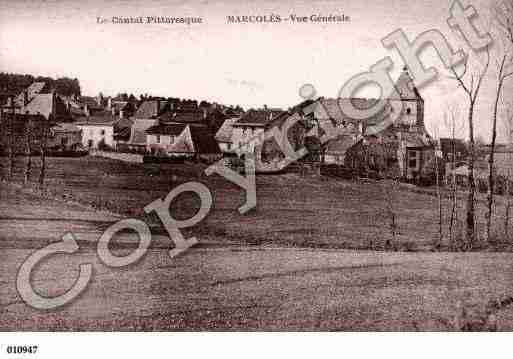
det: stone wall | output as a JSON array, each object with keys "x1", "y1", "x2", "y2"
[{"x1": 91, "y1": 150, "x2": 143, "y2": 163}]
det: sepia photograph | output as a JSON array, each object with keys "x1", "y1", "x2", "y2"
[{"x1": 1, "y1": 0, "x2": 513, "y2": 347}]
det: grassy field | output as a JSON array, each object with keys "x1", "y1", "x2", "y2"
[
  {"x1": 3, "y1": 157, "x2": 513, "y2": 330},
  {"x1": 1, "y1": 155, "x2": 511, "y2": 251},
  {"x1": 2, "y1": 186, "x2": 513, "y2": 330}
]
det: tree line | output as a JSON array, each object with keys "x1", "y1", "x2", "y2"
[{"x1": 0, "y1": 73, "x2": 81, "y2": 103}]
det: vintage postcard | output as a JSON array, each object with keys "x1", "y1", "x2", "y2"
[{"x1": 1, "y1": 0, "x2": 513, "y2": 343}]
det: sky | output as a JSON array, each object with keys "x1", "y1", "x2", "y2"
[{"x1": 0, "y1": 0, "x2": 512, "y2": 141}]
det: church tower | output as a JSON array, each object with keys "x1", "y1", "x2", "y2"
[{"x1": 389, "y1": 67, "x2": 425, "y2": 129}]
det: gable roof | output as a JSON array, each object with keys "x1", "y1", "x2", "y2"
[
  {"x1": 189, "y1": 126, "x2": 221, "y2": 154},
  {"x1": 111, "y1": 101, "x2": 131, "y2": 112},
  {"x1": 158, "y1": 110, "x2": 206, "y2": 125},
  {"x1": 390, "y1": 69, "x2": 422, "y2": 101},
  {"x1": 129, "y1": 118, "x2": 157, "y2": 145},
  {"x1": 20, "y1": 93, "x2": 54, "y2": 119},
  {"x1": 326, "y1": 135, "x2": 358, "y2": 155},
  {"x1": 74, "y1": 109, "x2": 118, "y2": 126},
  {"x1": 146, "y1": 123, "x2": 187, "y2": 136},
  {"x1": 74, "y1": 114, "x2": 117, "y2": 126},
  {"x1": 114, "y1": 117, "x2": 134, "y2": 131},
  {"x1": 440, "y1": 138, "x2": 468, "y2": 156},
  {"x1": 316, "y1": 98, "x2": 392, "y2": 127},
  {"x1": 80, "y1": 96, "x2": 103, "y2": 109},
  {"x1": 400, "y1": 131, "x2": 433, "y2": 148},
  {"x1": 52, "y1": 122, "x2": 81, "y2": 133},
  {"x1": 234, "y1": 109, "x2": 285, "y2": 127},
  {"x1": 19, "y1": 93, "x2": 70, "y2": 121},
  {"x1": 215, "y1": 117, "x2": 239, "y2": 143},
  {"x1": 134, "y1": 100, "x2": 167, "y2": 119},
  {"x1": 14, "y1": 82, "x2": 49, "y2": 107}
]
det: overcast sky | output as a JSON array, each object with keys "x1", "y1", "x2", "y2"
[{"x1": 1, "y1": 0, "x2": 511, "y2": 141}]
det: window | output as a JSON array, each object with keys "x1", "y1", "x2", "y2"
[
  {"x1": 156, "y1": 135, "x2": 160, "y2": 144},
  {"x1": 408, "y1": 150, "x2": 418, "y2": 169},
  {"x1": 406, "y1": 108, "x2": 412, "y2": 115},
  {"x1": 169, "y1": 136, "x2": 175, "y2": 143},
  {"x1": 61, "y1": 137, "x2": 68, "y2": 146},
  {"x1": 100, "y1": 129, "x2": 106, "y2": 136},
  {"x1": 227, "y1": 143, "x2": 232, "y2": 150}
]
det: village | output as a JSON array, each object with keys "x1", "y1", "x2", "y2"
[
  {"x1": 2, "y1": 61, "x2": 513, "y2": 332},
  {"x1": 1, "y1": 68, "x2": 511, "y2": 192}
]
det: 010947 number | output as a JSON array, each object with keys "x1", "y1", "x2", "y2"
[{"x1": 6, "y1": 346, "x2": 38, "y2": 355}]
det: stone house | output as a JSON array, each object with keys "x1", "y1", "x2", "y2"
[
  {"x1": 47, "y1": 122, "x2": 82, "y2": 150},
  {"x1": 145, "y1": 123, "x2": 221, "y2": 161},
  {"x1": 231, "y1": 109, "x2": 284, "y2": 155},
  {"x1": 440, "y1": 138, "x2": 468, "y2": 163},
  {"x1": 215, "y1": 117, "x2": 239, "y2": 154},
  {"x1": 75, "y1": 115, "x2": 116, "y2": 150},
  {"x1": 340, "y1": 68, "x2": 435, "y2": 180},
  {"x1": 124, "y1": 99, "x2": 168, "y2": 152}
]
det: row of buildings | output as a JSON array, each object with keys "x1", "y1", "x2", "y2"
[{"x1": 215, "y1": 67, "x2": 436, "y2": 179}]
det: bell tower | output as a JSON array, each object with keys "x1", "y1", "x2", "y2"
[{"x1": 390, "y1": 67, "x2": 424, "y2": 129}]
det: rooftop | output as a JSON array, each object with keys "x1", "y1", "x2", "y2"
[
  {"x1": 215, "y1": 117, "x2": 239, "y2": 143},
  {"x1": 134, "y1": 100, "x2": 167, "y2": 119},
  {"x1": 234, "y1": 109, "x2": 285, "y2": 127}
]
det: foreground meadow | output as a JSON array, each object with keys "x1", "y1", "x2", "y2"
[{"x1": 2, "y1": 185, "x2": 513, "y2": 330}]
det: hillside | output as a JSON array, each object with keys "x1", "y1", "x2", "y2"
[
  {"x1": 1, "y1": 156, "x2": 510, "y2": 251},
  {"x1": 3, "y1": 184, "x2": 513, "y2": 330}
]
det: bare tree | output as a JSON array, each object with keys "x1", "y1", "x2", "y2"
[
  {"x1": 486, "y1": 56, "x2": 513, "y2": 242},
  {"x1": 444, "y1": 105, "x2": 465, "y2": 248},
  {"x1": 503, "y1": 105, "x2": 513, "y2": 238},
  {"x1": 0, "y1": 106, "x2": 3, "y2": 180},
  {"x1": 486, "y1": 0, "x2": 513, "y2": 242},
  {"x1": 24, "y1": 117, "x2": 33, "y2": 184},
  {"x1": 382, "y1": 178, "x2": 400, "y2": 249},
  {"x1": 448, "y1": 49, "x2": 490, "y2": 249},
  {"x1": 6, "y1": 98, "x2": 16, "y2": 181},
  {"x1": 431, "y1": 126, "x2": 443, "y2": 249},
  {"x1": 506, "y1": 170, "x2": 512, "y2": 238},
  {"x1": 38, "y1": 120, "x2": 48, "y2": 188}
]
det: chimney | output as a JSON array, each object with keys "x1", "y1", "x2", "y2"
[
  {"x1": 202, "y1": 108, "x2": 207, "y2": 119},
  {"x1": 155, "y1": 99, "x2": 160, "y2": 117},
  {"x1": 23, "y1": 90, "x2": 29, "y2": 106},
  {"x1": 84, "y1": 104, "x2": 90, "y2": 117},
  {"x1": 51, "y1": 91, "x2": 57, "y2": 120},
  {"x1": 107, "y1": 97, "x2": 112, "y2": 110}
]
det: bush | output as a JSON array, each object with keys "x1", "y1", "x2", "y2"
[{"x1": 98, "y1": 139, "x2": 114, "y2": 152}]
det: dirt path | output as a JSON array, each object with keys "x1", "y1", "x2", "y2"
[{"x1": 2, "y1": 185, "x2": 513, "y2": 331}]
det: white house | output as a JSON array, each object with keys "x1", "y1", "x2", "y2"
[
  {"x1": 231, "y1": 109, "x2": 283, "y2": 155},
  {"x1": 215, "y1": 117, "x2": 239, "y2": 154},
  {"x1": 75, "y1": 116, "x2": 116, "y2": 149}
]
